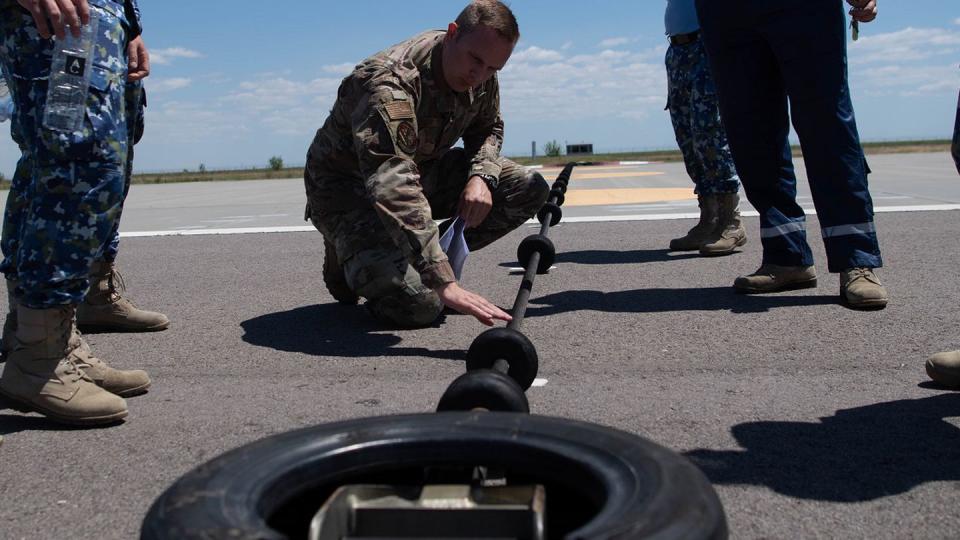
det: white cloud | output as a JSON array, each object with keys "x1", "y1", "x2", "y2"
[
  {"x1": 511, "y1": 46, "x2": 564, "y2": 63},
  {"x1": 598, "y1": 37, "x2": 632, "y2": 48},
  {"x1": 147, "y1": 77, "x2": 191, "y2": 92},
  {"x1": 151, "y1": 47, "x2": 203, "y2": 66},
  {"x1": 322, "y1": 63, "x2": 356, "y2": 76},
  {"x1": 499, "y1": 44, "x2": 667, "y2": 125},
  {"x1": 851, "y1": 27, "x2": 960, "y2": 64},
  {"x1": 954, "y1": 18, "x2": 960, "y2": 26},
  {"x1": 848, "y1": 26, "x2": 960, "y2": 97}
]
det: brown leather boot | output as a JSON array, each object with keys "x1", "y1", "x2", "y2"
[
  {"x1": 669, "y1": 195, "x2": 719, "y2": 251},
  {"x1": 324, "y1": 238, "x2": 359, "y2": 305},
  {"x1": 0, "y1": 304, "x2": 127, "y2": 426},
  {"x1": 67, "y1": 324, "x2": 151, "y2": 397},
  {"x1": 700, "y1": 192, "x2": 747, "y2": 256},
  {"x1": 77, "y1": 261, "x2": 170, "y2": 332},
  {"x1": 926, "y1": 350, "x2": 960, "y2": 388},
  {"x1": 734, "y1": 264, "x2": 818, "y2": 293}
]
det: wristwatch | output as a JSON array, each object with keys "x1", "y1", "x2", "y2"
[{"x1": 474, "y1": 173, "x2": 499, "y2": 191}]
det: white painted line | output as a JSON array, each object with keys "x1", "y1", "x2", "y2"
[
  {"x1": 508, "y1": 265, "x2": 557, "y2": 275},
  {"x1": 619, "y1": 161, "x2": 651, "y2": 166},
  {"x1": 121, "y1": 226, "x2": 316, "y2": 237},
  {"x1": 118, "y1": 204, "x2": 960, "y2": 238},
  {"x1": 532, "y1": 378, "x2": 548, "y2": 387}
]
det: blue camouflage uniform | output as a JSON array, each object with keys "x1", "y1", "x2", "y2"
[
  {"x1": 665, "y1": 0, "x2": 740, "y2": 195},
  {"x1": 0, "y1": 0, "x2": 143, "y2": 307},
  {"x1": 695, "y1": 0, "x2": 882, "y2": 273}
]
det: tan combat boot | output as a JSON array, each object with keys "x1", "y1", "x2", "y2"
[
  {"x1": 669, "y1": 195, "x2": 719, "y2": 251},
  {"x1": 840, "y1": 268, "x2": 888, "y2": 310},
  {"x1": 67, "y1": 324, "x2": 151, "y2": 397},
  {"x1": 700, "y1": 192, "x2": 747, "y2": 256},
  {"x1": 324, "y1": 238, "x2": 359, "y2": 305},
  {"x1": 0, "y1": 304, "x2": 127, "y2": 425},
  {"x1": 734, "y1": 264, "x2": 817, "y2": 293},
  {"x1": 77, "y1": 261, "x2": 170, "y2": 333},
  {"x1": 926, "y1": 350, "x2": 960, "y2": 388}
]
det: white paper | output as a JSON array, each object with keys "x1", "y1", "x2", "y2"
[{"x1": 438, "y1": 217, "x2": 470, "y2": 281}]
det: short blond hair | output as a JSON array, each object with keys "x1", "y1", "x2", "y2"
[{"x1": 455, "y1": 1, "x2": 520, "y2": 44}]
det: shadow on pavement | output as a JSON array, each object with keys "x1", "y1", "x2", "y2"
[
  {"x1": 684, "y1": 394, "x2": 960, "y2": 502},
  {"x1": 499, "y1": 248, "x2": 701, "y2": 268},
  {"x1": 524, "y1": 287, "x2": 837, "y2": 316},
  {"x1": 240, "y1": 303, "x2": 464, "y2": 362},
  {"x1": 0, "y1": 413, "x2": 122, "y2": 435}
]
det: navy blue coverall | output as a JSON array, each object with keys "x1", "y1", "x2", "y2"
[{"x1": 694, "y1": 0, "x2": 882, "y2": 273}]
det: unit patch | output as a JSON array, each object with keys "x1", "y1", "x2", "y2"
[{"x1": 395, "y1": 121, "x2": 419, "y2": 155}]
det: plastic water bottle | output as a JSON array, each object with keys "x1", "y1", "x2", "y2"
[
  {"x1": 0, "y1": 77, "x2": 12, "y2": 123},
  {"x1": 43, "y1": 16, "x2": 99, "y2": 132}
]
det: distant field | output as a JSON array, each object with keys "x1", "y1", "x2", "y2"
[{"x1": 0, "y1": 139, "x2": 951, "y2": 189}]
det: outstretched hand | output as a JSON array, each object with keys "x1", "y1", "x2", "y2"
[
  {"x1": 846, "y1": 0, "x2": 877, "y2": 23},
  {"x1": 18, "y1": 0, "x2": 90, "y2": 40},
  {"x1": 435, "y1": 282, "x2": 512, "y2": 326}
]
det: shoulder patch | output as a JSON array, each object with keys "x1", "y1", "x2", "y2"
[
  {"x1": 395, "y1": 121, "x2": 419, "y2": 155},
  {"x1": 384, "y1": 100, "x2": 414, "y2": 121}
]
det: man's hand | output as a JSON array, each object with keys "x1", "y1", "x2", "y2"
[
  {"x1": 17, "y1": 0, "x2": 90, "y2": 40},
  {"x1": 435, "y1": 282, "x2": 512, "y2": 326},
  {"x1": 127, "y1": 36, "x2": 150, "y2": 81},
  {"x1": 458, "y1": 175, "x2": 493, "y2": 228},
  {"x1": 846, "y1": 0, "x2": 877, "y2": 23}
]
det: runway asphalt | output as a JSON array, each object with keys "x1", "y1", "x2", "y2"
[{"x1": 0, "y1": 153, "x2": 959, "y2": 538}]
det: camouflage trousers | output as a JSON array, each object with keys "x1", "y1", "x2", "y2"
[
  {"x1": 307, "y1": 149, "x2": 549, "y2": 327},
  {"x1": 0, "y1": 0, "x2": 137, "y2": 307},
  {"x1": 666, "y1": 39, "x2": 740, "y2": 195}
]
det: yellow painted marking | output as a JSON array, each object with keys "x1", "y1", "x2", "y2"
[
  {"x1": 563, "y1": 188, "x2": 695, "y2": 206},
  {"x1": 543, "y1": 171, "x2": 665, "y2": 181},
  {"x1": 580, "y1": 171, "x2": 664, "y2": 180}
]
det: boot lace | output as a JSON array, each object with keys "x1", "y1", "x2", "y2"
[
  {"x1": 107, "y1": 267, "x2": 127, "y2": 302},
  {"x1": 58, "y1": 358, "x2": 88, "y2": 383},
  {"x1": 844, "y1": 267, "x2": 876, "y2": 285}
]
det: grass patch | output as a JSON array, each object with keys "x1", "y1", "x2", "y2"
[{"x1": 0, "y1": 139, "x2": 951, "y2": 190}]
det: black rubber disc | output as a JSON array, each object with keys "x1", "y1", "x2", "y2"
[{"x1": 466, "y1": 327, "x2": 539, "y2": 390}]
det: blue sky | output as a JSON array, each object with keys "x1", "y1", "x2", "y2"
[{"x1": 1, "y1": 0, "x2": 959, "y2": 175}]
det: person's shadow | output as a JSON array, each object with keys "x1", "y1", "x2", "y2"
[
  {"x1": 498, "y1": 248, "x2": 701, "y2": 269},
  {"x1": 684, "y1": 394, "x2": 960, "y2": 502},
  {"x1": 240, "y1": 303, "x2": 464, "y2": 361},
  {"x1": 523, "y1": 287, "x2": 837, "y2": 317}
]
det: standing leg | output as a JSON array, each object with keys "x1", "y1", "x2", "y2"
[
  {"x1": 0, "y1": 4, "x2": 148, "y2": 424},
  {"x1": 77, "y1": 82, "x2": 170, "y2": 332},
  {"x1": 666, "y1": 41, "x2": 720, "y2": 252},
  {"x1": 696, "y1": 0, "x2": 817, "y2": 293},
  {"x1": 768, "y1": 0, "x2": 886, "y2": 308},
  {"x1": 686, "y1": 39, "x2": 746, "y2": 256}
]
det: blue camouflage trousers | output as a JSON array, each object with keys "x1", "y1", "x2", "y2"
[
  {"x1": 665, "y1": 38, "x2": 740, "y2": 195},
  {"x1": 0, "y1": 0, "x2": 136, "y2": 307}
]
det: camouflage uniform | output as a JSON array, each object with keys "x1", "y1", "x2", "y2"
[
  {"x1": 666, "y1": 38, "x2": 740, "y2": 195},
  {"x1": 305, "y1": 30, "x2": 548, "y2": 327},
  {"x1": 0, "y1": 0, "x2": 141, "y2": 307}
]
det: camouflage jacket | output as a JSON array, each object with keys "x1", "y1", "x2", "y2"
[{"x1": 307, "y1": 30, "x2": 505, "y2": 289}]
